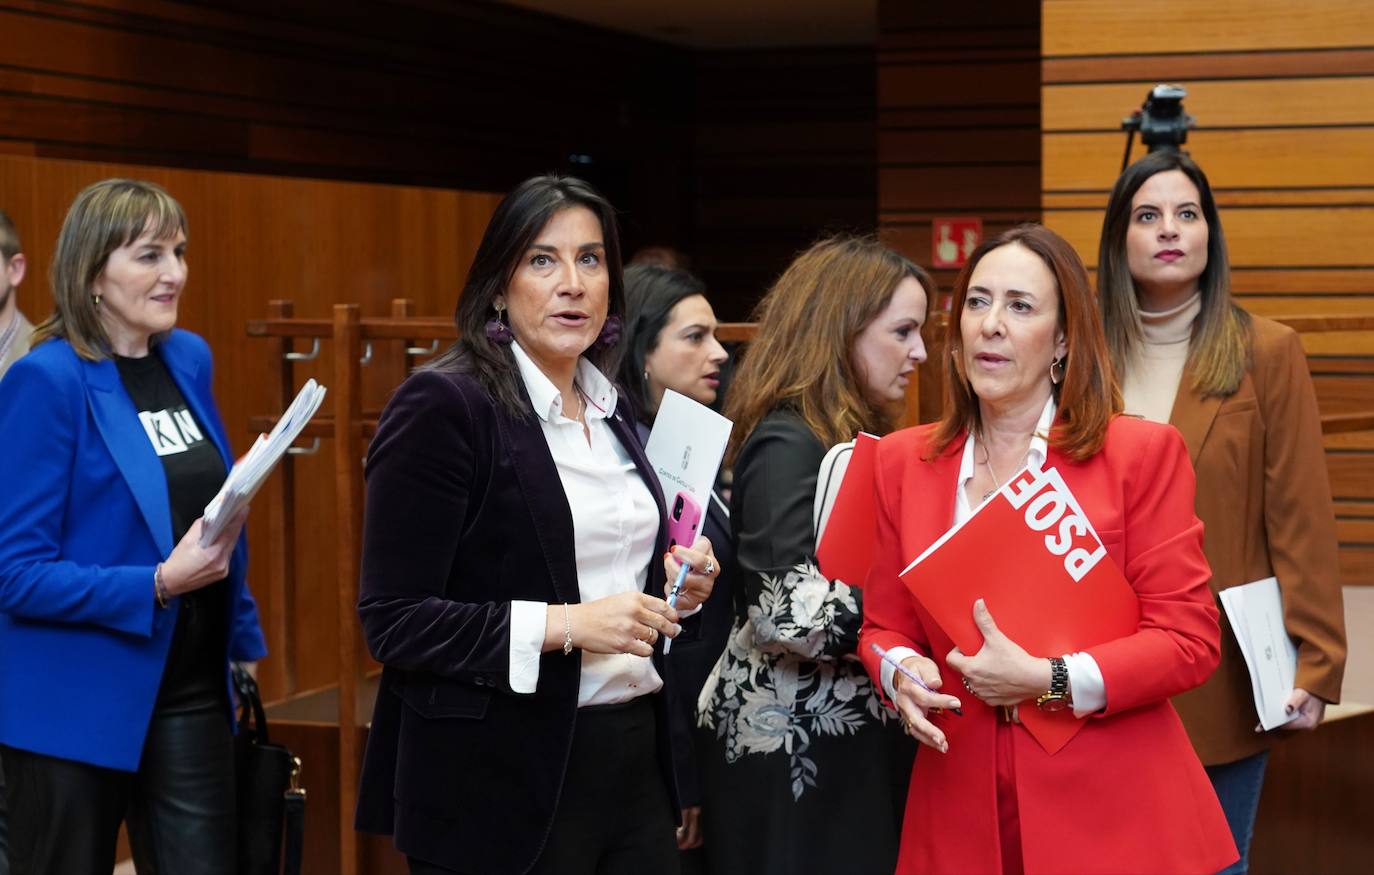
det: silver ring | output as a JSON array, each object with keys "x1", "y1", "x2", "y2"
[
  {"x1": 703, "y1": 558, "x2": 716, "y2": 576},
  {"x1": 649, "y1": 627, "x2": 658, "y2": 642}
]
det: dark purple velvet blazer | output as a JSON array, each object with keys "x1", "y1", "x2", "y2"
[{"x1": 354, "y1": 366, "x2": 674, "y2": 874}]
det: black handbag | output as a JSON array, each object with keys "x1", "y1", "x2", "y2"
[{"x1": 232, "y1": 664, "x2": 305, "y2": 875}]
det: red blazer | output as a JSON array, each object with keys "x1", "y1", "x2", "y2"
[{"x1": 860, "y1": 416, "x2": 1237, "y2": 875}]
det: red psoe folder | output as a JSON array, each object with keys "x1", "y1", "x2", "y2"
[
  {"x1": 900, "y1": 465, "x2": 1139, "y2": 754},
  {"x1": 816, "y1": 432, "x2": 880, "y2": 588}
]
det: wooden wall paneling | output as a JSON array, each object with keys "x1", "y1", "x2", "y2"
[
  {"x1": 1044, "y1": 77, "x2": 1374, "y2": 132},
  {"x1": 1043, "y1": 0, "x2": 1374, "y2": 55},
  {"x1": 878, "y1": 0, "x2": 1040, "y2": 423},
  {"x1": 1250, "y1": 709, "x2": 1374, "y2": 875},
  {"x1": 0, "y1": 0, "x2": 696, "y2": 255},
  {"x1": 1045, "y1": 128, "x2": 1374, "y2": 192},
  {"x1": 690, "y1": 47, "x2": 878, "y2": 320},
  {"x1": 1045, "y1": 49, "x2": 1374, "y2": 84}
]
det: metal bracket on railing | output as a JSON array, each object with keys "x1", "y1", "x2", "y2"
[
  {"x1": 359, "y1": 342, "x2": 373, "y2": 366},
  {"x1": 285, "y1": 438, "x2": 321, "y2": 456},
  {"x1": 406, "y1": 339, "x2": 440, "y2": 356},
  {"x1": 284, "y1": 338, "x2": 320, "y2": 361}
]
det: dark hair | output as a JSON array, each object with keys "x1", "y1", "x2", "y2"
[
  {"x1": 930, "y1": 223, "x2": 1121, "y2": 462},
  {"x1": 0, "y1": 208, "x2": 21, "y2": 260},
  {"x1": 423, "y1": 174, "x2": 625, "y2": 415},
  {"x1": 617, "y1": 263, "x2": 708, "y2": 424},
  {"x1": 725, "y1": 234, "x2": 934, "y2": 466},
  {"x1": 1097, "y1": 151, "x2": 1249, "y2": 396}
]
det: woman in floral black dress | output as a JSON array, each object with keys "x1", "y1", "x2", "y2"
[{"x1": 697, "y1": 236, "x2": 932, "y2": 874}]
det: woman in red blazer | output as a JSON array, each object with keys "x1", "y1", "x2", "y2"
[{"x1": 859, "y1": 224, "x2": 1237, "y2": 875}]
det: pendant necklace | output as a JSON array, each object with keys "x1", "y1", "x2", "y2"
[{"x1": 979, "y1": 434, "x2": 1027, "y2": 503}]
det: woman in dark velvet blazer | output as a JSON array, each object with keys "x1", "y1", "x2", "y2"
[
  {"x1": 355, "y1": 175, "x2": 720, "y2": 875},
  {"x1": 617, "y1": 263, "x2": 733, "y2": 861}
]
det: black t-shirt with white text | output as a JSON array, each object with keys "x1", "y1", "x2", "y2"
[{"x1": 116, "y1": 353, "x2": 230, "y2": 711}]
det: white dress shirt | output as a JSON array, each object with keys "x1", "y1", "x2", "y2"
[
  {"x1": 880, "y1": 396, "x2": 1107, "y2": 718},
  {"x1": 506, "y1": 342, "x2": 663, "y2": 706}
]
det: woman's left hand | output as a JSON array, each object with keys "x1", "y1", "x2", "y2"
[
  {"x1": 663, "y1": 537, "x2": 718, "y2": 612},
  {"x1": 1280, "y1": 688, "x2": 1326, "y2": 730},
  {"x1": 945, "y1": 599, "x2": 1050, "y2": 707}
]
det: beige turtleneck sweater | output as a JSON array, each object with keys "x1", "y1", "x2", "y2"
[{"x1": 1121, "y1": 293, "x2": 1201, "y2": 424}]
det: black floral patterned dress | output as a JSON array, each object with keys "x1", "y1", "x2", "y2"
[{"x1": 697, "y1": 409, "x2": 914, "y2": 875}]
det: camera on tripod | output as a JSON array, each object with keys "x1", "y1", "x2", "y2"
[{"x1": 1120, "y1": 84, "x2": 1196, "y2": 171}]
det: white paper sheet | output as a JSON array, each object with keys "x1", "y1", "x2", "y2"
[{"x1": 1220, "y1": 576, "x2": 1300, "y2": 731}]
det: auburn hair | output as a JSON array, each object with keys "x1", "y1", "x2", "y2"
[
  {"x1": 928, "y1": 224, "x2": 1121, "y2": 462},
  {"x1": 724, "y1": 235, "x2": 933, "y2": 466}
]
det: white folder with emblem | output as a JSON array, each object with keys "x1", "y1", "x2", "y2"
[
  {"x1": 1220, "y1": 576, "x2": 1301, "y2": 730},
  {"x1": 642, "y1": 389, "x2": 732, "y2": 533},
  {"x1": 199, "y1": 379, "x2": 327, "y2": 547}
]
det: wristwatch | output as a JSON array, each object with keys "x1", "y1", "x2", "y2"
[{"x1": 1035, "y1": 656, "x2": 1071, "y2": 712}]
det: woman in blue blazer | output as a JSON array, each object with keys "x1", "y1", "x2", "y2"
[{"x1": 0, "y1": 179, "x2": 265, "y2": 875}]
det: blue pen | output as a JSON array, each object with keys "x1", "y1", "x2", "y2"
[
  {"x1": 662, "y1": 559, "x2": 691, "y2": 654},
  {"x1": 870, "y1": 643, "x2": 962, "y2": 716}
]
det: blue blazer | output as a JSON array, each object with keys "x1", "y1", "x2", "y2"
[{"x1": 0, "y1": 330, "x2": 267, "y2": 771}]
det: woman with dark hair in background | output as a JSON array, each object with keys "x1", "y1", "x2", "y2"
[
  {"x1": 861, "y1": 223, "x2": 1236, "y2": 874},
  {"x1": 1096, "y1": 151, "x2": 1345, "y2": 875},
  {"x1": 0, "y1": 178, "x2": 264, "y2": 875},
  {"x1": 355, "y1": 175, "x2": 720, "y2": 875},
  {"x1": 617, "y1": 263, "x2": 731, "y2": 862},
  {"x1": 697, "y1": 235, "x2": 929, "y2": 875}
]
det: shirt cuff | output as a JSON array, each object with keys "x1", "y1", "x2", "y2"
[
  {"x1": 879, "y1": 646, "x2": 920, "y2": 702},
  {"x1": 509, "y1": 600, "x2": 548, "y2": 694},
  {"x1": 1064, "y1": 651, "x2": 1106, "y2": 718}
]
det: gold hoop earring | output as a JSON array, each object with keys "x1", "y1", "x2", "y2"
[{"x1": 93, "y1": 294, "x2": 102, "y2": 307}]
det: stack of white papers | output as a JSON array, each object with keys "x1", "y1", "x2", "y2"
[
  {"x1": 1220, "y1": 576, "x2": 1300, "y2": 730},
  {"x1": 200, "y1": 379, "x2": 327, "y2": 547}
]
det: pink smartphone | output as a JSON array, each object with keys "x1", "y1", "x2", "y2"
[{"x1": 667, "y1": 491, "x2": 703, "y2": 551}]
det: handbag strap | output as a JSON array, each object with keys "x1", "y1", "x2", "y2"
[
  {"x1": 231, "y1": 663, "x2": 271, "y2": 746},
  {"x1": 282, "y1": 786, "x2": 305, "y2": 875}
]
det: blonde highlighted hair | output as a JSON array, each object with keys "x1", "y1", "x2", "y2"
[{"x1": 31, "y1": 178, "x2": 187, "y2": 360}]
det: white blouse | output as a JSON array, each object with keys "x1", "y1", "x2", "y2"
[{"x1": 506, "y1": 342, "x2": 663, "y2": 706}]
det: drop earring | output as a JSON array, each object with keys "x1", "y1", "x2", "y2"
[
  {"x1": 1050, "y1": 355, "x2": 1065, "y2": 385},
  {"x1": 485, "y1": 301, "x2": 513, "y2": 345},
  {"x1": 593, "y1": 314, "x2": 623, "y2": 349}
]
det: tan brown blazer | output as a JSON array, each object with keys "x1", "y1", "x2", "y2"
[{"x1": 1168, "y1": 314, "x2": 1346, "y2": 765}]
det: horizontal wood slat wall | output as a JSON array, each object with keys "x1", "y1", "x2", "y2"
[
  {"x1": 0, "y1": 152, "x2": 500, "y2": 703},
  {"x1": 690, "y1": 48, "x2": 878, "y2": 321},
  {"x1": 1041, "y1": 0, "x2": 1374, "y2": 599},
  {"x1": 0, "y1": 0, "x2": 695, "y2": 261},
  {"x1": 877, "y1": 0, "x2": 1041, "y2": 421}
]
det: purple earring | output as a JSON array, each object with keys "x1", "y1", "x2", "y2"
[
  {"x1": 593, "y1": 314, "x2": 623, "y2": 349},
  {"x1": 485, "y1": 301, "x2": 514, "y2": 345}
]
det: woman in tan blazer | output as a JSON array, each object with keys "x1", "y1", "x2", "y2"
[{"x1": 1095, "y1": 151, "x2": 1346, "y2": 875}]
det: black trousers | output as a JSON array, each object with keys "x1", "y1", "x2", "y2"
[
  {"x1": 1, "y1": 701, "x2": 236, "y2": 875},
  {"x1": 409, "y1": 695, "x2": 679, "y2": 875}
]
